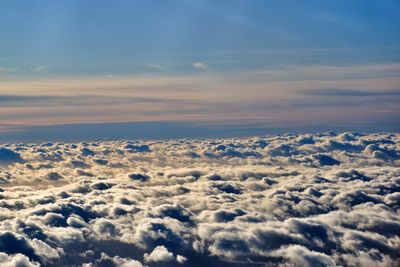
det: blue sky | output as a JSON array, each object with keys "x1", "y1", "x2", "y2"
[
  {"x1": 1, "y1": 0, "x2": 400, "y2": 73},
  {"x1": 0, "y1": 0, "x2": 399, "y2": 141}
]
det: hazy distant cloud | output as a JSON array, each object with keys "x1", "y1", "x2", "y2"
[
  {"x1": 30, "y1": 66, "x2": 49, "y2": 73},
  {"x1": 0, "y1": 62, "x2": 399, "y2": 128},
  {"x1": 145, "y1": 64, "x2": 171, "y2": 72},
  {"x1": 301, "y1": 88, "x2": 400, "y2": 97},
  {"x1": 192, "y1": 62, "x2": 207, "y2": 70},
  {"x1": 0, "y1": 66, "x2": 19, "y2": 73},
  {"x1": 0, "y1": 65, "x2": 50, "y2": 74},
  {"x1": 0, "y1": 94, "x2": 188, "y2": 107}
]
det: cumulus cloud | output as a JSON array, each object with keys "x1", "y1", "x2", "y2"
[
  {"x1": 0, "y1": 252, "x2": 39, "y2": 267},
  {"x1": 0, "y1": 132, "x2": 399, "y2": 266},
  {"x1": 144, "y1": 246, "x2": 174, "y2": 263}
]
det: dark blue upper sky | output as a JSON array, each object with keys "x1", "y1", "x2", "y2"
[{"x1": 1, "y1": 0, "x2": 400, "y2": 73}]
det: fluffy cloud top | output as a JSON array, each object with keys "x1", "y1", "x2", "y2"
[{"x1": 0, "y1": 132, "x2": 399, "y2": 266}]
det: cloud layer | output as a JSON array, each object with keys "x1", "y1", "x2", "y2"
[
  {"x1": 0, "y1": 63, "x2": 399, "y2": 128},
  {"x1": 0, "y1": 132, "x2": 399, "y2": 266}
]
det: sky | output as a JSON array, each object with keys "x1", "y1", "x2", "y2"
[{"x1": 0, "y1": 0, "x2": 399, "y2": 141}]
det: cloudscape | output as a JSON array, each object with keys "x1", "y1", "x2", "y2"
[
  {"x1": 0, "y1": 1, "x2": 399, "y2": 266},
  {"x1": 0, "y1": 133, "x2": 400, "y2": 266}
]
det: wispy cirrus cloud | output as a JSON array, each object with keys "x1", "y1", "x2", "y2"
[{"x1": 145, "y1": 64, "x2": 171, "y2": 72}]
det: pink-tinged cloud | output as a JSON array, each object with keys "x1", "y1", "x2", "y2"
[{"x1": 0, "y1": 63, "x2": 398, "y2": 127}]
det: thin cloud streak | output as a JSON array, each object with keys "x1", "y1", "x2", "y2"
[
  {"x1": 0, "y1": 94, "x2": 192, "y2": 107},
  {"x1": 300, "y1": 88, "x2": 400, "y2": 97}
]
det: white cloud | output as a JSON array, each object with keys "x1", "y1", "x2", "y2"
[
  {"x1": 144, "y1": 246, "x2": 174, "y2": 263},
  {"x1": 0, "y1": 253, "x2": 39, "y2": 267},
  {"x1": 0, "y1": 132, "x2": 399, "y2": 265},
  {"x1": 192, "y1": 62, "x2": 207, "y2": 70}
]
